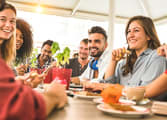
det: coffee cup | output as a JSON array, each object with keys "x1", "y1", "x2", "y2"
[{"x1": 125, "y1": 87, "x2": 145, "y2": 101}]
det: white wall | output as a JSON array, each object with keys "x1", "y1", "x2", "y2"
[
  {"x1": 17, "y1": 11, "x2": 108, "y2": 55},
  {"x1": 17, "y1": 11, "x2": 167, "y2": 55}
]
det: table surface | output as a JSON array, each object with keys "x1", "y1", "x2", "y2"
[{"x1": 47, "y1": 96, "x2": 167, "y2": 120}]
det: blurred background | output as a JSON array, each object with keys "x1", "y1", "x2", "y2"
[{"x1": 7, "y1": 0, "x2": 167, "y2": 56}]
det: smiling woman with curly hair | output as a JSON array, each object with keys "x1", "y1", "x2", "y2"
[
  {"x1": 14, "y1": 18, "x2": 33, "y2": 76},
  {"x1": 15, "y1": 18, "x2": 33, "y2": 64}
]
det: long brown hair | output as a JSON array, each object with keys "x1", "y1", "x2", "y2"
[
  {"x1": 122, "y1": 16, "x2": 161, "y2": 76},
  {"x1": 0, "y1": 3, "x2": 17, "y2": 65}
]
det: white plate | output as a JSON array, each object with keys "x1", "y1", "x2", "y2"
[
  {"x1": 69, "y1": 87, "x2": 83, "y2": 92},
  {"x1": 93, "y1": 98, "x2": 136, "y2": 105},
  {"x1": 74, "y1": 93, "x2": 101, "y2": 99},
  {"x1": 70, "y1": 83, "x2": 83, "y2": 88},
  {"x1": 119, "y1": 98, "x2": 150, "y2": 105},
  {"x1": 97, "y1": 104, "x2": 151, "y2": 118},
  {"x1": 93, "y1": 98, "x2": 104, "y2": 104},
  {"x1": 137, "y1": 98, "x2": 150, "y2": 105},
  {"x1": 66, "y1": 90, "x2": 72, "y2": 94}
]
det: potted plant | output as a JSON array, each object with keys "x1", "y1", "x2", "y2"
[
  {"x1": 51, "y1": 42, "x2": 70, "y2": 67},
  {"x1": 51, "y1": 41, "x2": 72, "y2": 89}
]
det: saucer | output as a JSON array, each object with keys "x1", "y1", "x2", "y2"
[{"x1": 119, "y1": 98, "x2": 150, "y2": 105}]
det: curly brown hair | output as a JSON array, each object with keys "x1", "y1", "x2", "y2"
[
  {"x1": 16, "y1": 18, "x2": 33, "y2": 64},
  {"x1": 122, "y1": 15, "x2": 161, "y2": 76}
]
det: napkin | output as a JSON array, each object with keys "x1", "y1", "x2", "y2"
[{"x1": 151, "y1": 101, "x2": 167, "y2": 115}]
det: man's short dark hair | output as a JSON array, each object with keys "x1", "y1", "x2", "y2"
[
  {"x1": 41, "y1": 40, "x2": 53, "y2": 48},
  {"x1": 81, "y1": 38, "x2": 88, "y2": 45},
  {"x1": 88, "y1": 26, "x2": 107, "y2": 41}
]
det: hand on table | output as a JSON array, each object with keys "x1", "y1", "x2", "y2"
[
  {"x1": 71, "y1": 77, "x2": 80, "y2": 85},
  {"x1": 83, "y1": 82, "x2": 111, "y2": 92}
]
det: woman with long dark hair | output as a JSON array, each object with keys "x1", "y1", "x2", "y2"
[{"x1": 104, "y1": 15, "x2": 166, "y2": 86}]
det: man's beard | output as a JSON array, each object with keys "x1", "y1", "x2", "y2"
[
  {"x1": 42, "y1": 55, "x2": 50, "y2": 62},
  {"x1": 80, "y1": 56, "x2": 87, "y2": 60},
  {"x1": 90, "y1": 51, "x2": 103, "y2": 57},
  {"x1": 79, "y1": 53, "x2": 88, "y2": 60}
]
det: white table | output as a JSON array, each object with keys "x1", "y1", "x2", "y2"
[{"x1": 48, "y1": 97, "x2": 167, "y2": 120}]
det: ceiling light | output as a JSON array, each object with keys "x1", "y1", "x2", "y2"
[{"x1": 36, "y1": 5, "x2": 43, "y2": 13}]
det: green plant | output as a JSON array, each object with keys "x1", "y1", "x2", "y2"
[
  {"x1": 30, "y1": 48, "x2": 39, "y2": 68},
  {"x1": 51, "y1": 42, "x2": 70, "y2": 67},
  {"x1": 51, "y1": 42, "x2": 60, "y2": 55}
]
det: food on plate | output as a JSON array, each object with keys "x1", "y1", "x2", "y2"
[
  {"x1": 87, "y1": 91, "x2": 101, "y2": 96},
  {"x1": 104, "y1": 103, "x2": 136, "y2": 112},
  {"x1": 76, "y1": 91, "x2": 101, "y2": 96},
  {"x1": 84, "y1": 88, "x2": 101, "y2": 94},
  {"x1": 101, "y1": 84, "x2": 123, "y2": 104}
]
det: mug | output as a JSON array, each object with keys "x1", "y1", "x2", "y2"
[{"x1": 125, "y1": 87, "x2": 145, "y2": 101}]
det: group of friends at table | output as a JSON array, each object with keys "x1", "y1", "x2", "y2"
[{"x1": 0, "y1": 0, "x2": 167, "y2": 120}]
